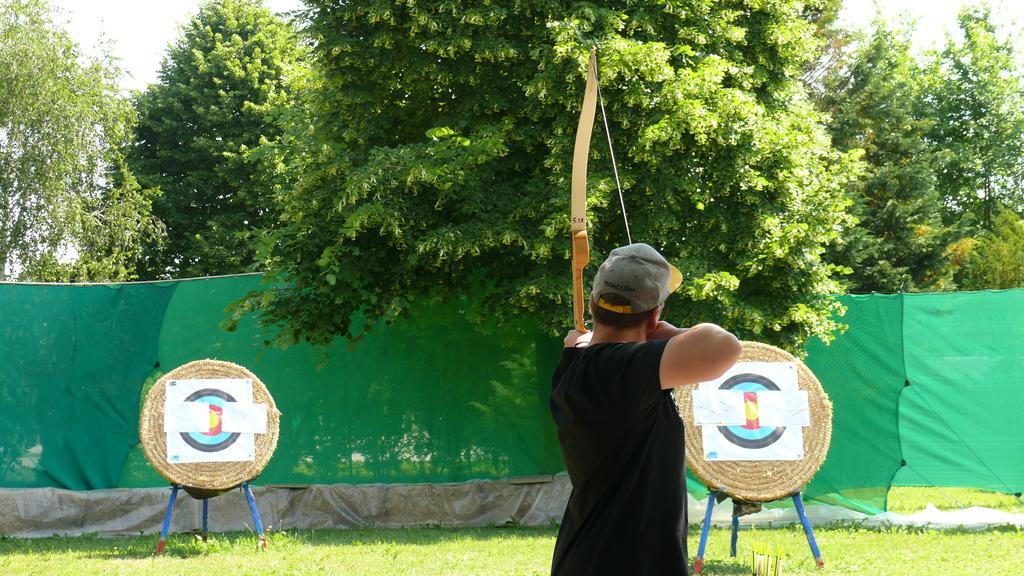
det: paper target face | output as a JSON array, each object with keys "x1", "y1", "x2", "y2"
[
  {"x1": 179, "y1": 388, "x2": 241, "y2": 452},
  {"x1": 692, "y1": 362, "x2": 809, "y2": 461},
  {"x1": 164, "y1": 379, "x2": 265, "y2": 464}
]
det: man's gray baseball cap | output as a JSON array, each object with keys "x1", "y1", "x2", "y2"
[{"x1": 591, "y1": 243, "x2": 683, "y2": 314}]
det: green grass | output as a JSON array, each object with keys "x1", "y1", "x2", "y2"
[
  {"x1": 0, "y1": 525, "x2": 1021, "y2": 576},
  {"x1": 0, "y1": 488, "x2": 1020, "y2": 575},
  {"x1": 0, "y1": 528, "x2": 555, "y2": 576},
  {"x1": 887, "y1": 486, "x2": 1024, "y2": 514}
]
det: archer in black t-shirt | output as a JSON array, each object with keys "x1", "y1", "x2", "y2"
[{"x1": 550, "y1": 243, "x2": 740, "y2": 576}]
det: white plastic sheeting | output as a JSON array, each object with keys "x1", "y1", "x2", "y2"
[
  {"x1": 691, "y1": 495, "x2": 1024, "y2": 531},
  {"x1": 863, "y1": 504, "x2": 1024, "y2": 530},
  {"x1": 0, "y1": 476, "x2": 571, "y2": 538}
]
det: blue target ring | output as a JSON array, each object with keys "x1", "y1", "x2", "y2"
[
  {"x1": 180, "y1": 388, "x2": 240, "y2": 453},
  {"x1": 716, "y1": 373, "x2": 786, "y2": 450}
]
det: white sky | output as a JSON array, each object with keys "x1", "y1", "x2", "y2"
[
  {"x1": 838, "y1": 0, "x2": 1023, "y2": 56},
  {"x1": 48, "y1": 0, "x2": 1024, "y2": 92},
  {"x1": 50, "y1": 0, "x2": 303, "y2": 91}
]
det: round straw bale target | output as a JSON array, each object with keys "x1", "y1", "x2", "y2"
[
  {"x1": 677, "y1": 341, "x2": 832, "y2": 502},
  {"x1": 140, "y1": 359, "x2": 280, "y2": 491}
]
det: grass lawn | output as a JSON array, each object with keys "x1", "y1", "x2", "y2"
[
  {"x1": 0, "y1": 488, "x2": 1020, "y2": 575},
  {"x1": 886, "y1": 486, "x2": 1024, "y2": 514}
]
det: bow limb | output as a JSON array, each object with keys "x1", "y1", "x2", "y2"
[{"x1": 570, "y1": 49, "x2": 599, "y2": 333}]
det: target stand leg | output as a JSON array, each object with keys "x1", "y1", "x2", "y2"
[
  {"x1": 201, "y1": 498, "x2": 209, "y2": 543},
  {"x1": 792, "y1": 492, "x2": 824, "y2": 568},
  {"x1": 241, "y1": 482, "x2": 268, "y2": 549},
  {"x1": 155, "y1": 484, "x2": 180, "y2": 555},
  {"x1": 730, "y1": 510, "x2": 740, "y2": 558},
  {"x1": 694, "y1": 490, "x2": 718, "y2": 574}
]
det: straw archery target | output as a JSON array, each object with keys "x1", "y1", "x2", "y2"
[
  {"x1": 140, "y1": 359, "x2": 280, "y2": 490},
  {"x1": 677, "y1": 341, "x2": 832, "y2": 503}
]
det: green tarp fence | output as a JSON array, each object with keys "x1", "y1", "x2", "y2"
[
  {"x1": 803, "y1": 291, "x2": 1024, "y2": 513},
  {"x1": 0, "y1": 275, "x2": 564, "y2": 491},
  {"x1": 1, "y1": 277, "x2": 1022, "y2": 514}
]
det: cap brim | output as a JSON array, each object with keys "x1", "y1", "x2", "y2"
[{"x1": 668, "y1": 263, "x2": 683, "y2": 295}]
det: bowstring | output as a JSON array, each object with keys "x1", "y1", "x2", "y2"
[{"x1": 593, "y1": 57, "x2": 632, "y2": 245}]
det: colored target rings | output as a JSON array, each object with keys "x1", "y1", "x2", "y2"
[
  {"x1": 180, "y1": 388, "x2": 241, "y2": 453},
  {"x1": 716, "y1": 373, "x2": 785, "y2": 450}
]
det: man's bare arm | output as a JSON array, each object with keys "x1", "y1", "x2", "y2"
[
  {"x1": 657, "y1": 323, "x2": 741, "y2": 389},
  {"x1": 563, "y1": 329, "x2": 593, "y2": 348}
]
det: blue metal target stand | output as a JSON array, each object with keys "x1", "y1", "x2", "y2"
[
  {"x1": 692, "y1": 489, "x2": 823, "y2": 573},
  {"x1": 154, "y1": 482, "x2": 268, "y2": 555}
]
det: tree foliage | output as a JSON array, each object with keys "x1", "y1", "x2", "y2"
[
  {"x1": 800, "y1": 0, "x2": 853, "y2": 98},
  {"x1": 821, "y1": 21, "x2": 948, "y2": 292},
  {"x1": 957, "y1": 206, "x2": 1024, "y2": 290},
  {"x1": 921, "y1": 6, "x2": 1024, "y2": 231},
  {"x1": 131, "y1": 0, "x2": 305, "y2": 278},
  {"x1": 234, "y1": 0, "x2": 860, "y2": 352},
  {"x1": 0, "y1": 0, "x2": 161, "y2": 282}
]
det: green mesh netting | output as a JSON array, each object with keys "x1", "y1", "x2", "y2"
[
  {"x1": 803, "y1": 295, "x2": 905, "y2": 514},
  {"x1": 2, "y1": 278, "x2": 1023, "y2": 514}
]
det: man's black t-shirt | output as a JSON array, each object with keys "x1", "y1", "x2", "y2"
[{"x1": 550, "y1": 340, "x2": 688, "y2": 576}]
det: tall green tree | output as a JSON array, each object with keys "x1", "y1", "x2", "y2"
[
  {"x1": 921, "y1": 6, "x2": 1024, "y2": 231},
  {"x1": 236, "y1": 0, "x2": 861, "y2": 351},
  {"x1": 0, "y1": 0, "x2": 160, "y2": 282},
  {"x1": 131, "y1": 0, "x2": 305, "y2": 278},
  {"x1": 821, "y1": 21, "x2": 948, "y2": 292}
]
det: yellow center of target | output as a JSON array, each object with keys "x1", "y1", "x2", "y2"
[{"x1": 745, "y1": 399, "x2": 759, "y2": 421}]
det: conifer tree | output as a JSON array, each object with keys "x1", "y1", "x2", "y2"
[{"x1": 822, "y1": 22, "x2": 948, "y2": 292}]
